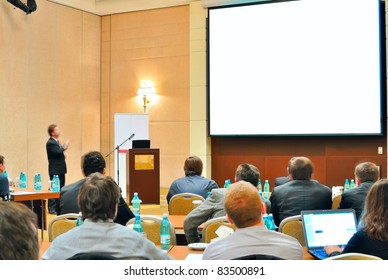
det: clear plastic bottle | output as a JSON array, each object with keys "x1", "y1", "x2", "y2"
[
  {"x1": 160, "y1": 213, "x2": 171, "y2": 251},
  {"x1": 344, "y1": 178, "x2": 350, "y2": 191},
  {"x1": 133, "y1": 215, "x2": 144, "y2": 234},
  {"x1": 224, "y1": 179, "x2": 231, "y2": 189},
  {"x1": 34, "y1": 173, "x2": 42, "y2": 191},
  {"x1": 131, "y1": 192, "x2": 141, "y2": 216},
  {"x1": 350, "y1": 179, "x2": 355, "y2": 190},
  {"x1": 206, "y1": 191, "x2": 211, "y2": 199},
  {"x1": 263, "y1": 213, "x2": 276, "y2": 230},
  {"x1": 20, "y1": 172, "x2": 27, "y2": 189},
  {"x1": 263, "y1": 180, "x2": 270, "y2": 200},
  {"x1": 76, "y1": 212, "x2": 83, "y2": 226},
  {"x1": 52, "y1": 175, "x2": 60, "y2": 192},
  {"x1": 258, "y1": 179, "x2": 263, "y2": 197}
]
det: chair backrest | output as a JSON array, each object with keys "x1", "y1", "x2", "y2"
[
  {"x1": 325, "y1": 252, "x2": 382, "y2": 260},
  {"x1": 332, "y1": 194, "x2": 342, "y2": 209},
  {"x1": 232, "y1": 254, "x2": 284, "y2": 260},
  {"x1": 126, "y1": 215, "x2": 177, "y2": 246},
  {"x1": 168, "y1": 193, "x2": 205, "y2": 215},
  {"x1": 201, "y1": 216, "x2": 236, "y2": 243},
  {"x1": 278, "y1": 215, "x2": 305, "y2": 246},
  {"x1": 48, "y1": 213, "x2": 79, "y2": 242}
]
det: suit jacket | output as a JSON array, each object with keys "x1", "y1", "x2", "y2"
[
  {"x1": 339, "y1": 181, "x2": 375, "y2": 222},
  {"x1": 46, "y1": 137, "x2": 67, "y2": 175},
  {"x1": 183, "y1": 188, "x2": 227, "y2": 244},
  {"x1": 0, "y1": 173, "x2": 9, "y2": 198},
  {"x1": 270, "y1": 180, "x2": 332, "y2": 226},
  {"x1": 274, "y1": 176, "x2": 291, "y2": 187},
  {"x1": 59, "y1": 178, "x2": 135, "y2": 226}
]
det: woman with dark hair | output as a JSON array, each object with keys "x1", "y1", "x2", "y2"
[{"x1": 325, "y1": 179, "x2": 388, "y2": 259}]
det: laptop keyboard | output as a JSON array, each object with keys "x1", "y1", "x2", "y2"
[{"x1": 311, "y1": 249, "x2": 328, "y2": 259}]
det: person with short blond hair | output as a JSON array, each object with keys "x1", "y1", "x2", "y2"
[
  {"x1": 184, "y1": 163, "x2": 261, "y2": 244},
  {"x1": 202, "y1": 181, "x2": 303, "y2": 260}
]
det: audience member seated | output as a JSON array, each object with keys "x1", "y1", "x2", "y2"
[
  {"x1": 43, "y1": 173, "x2": 171, "y2": 260},
  {"x1": 274, "y1": 157, "x2": 294, "y2": 187},
  {"x1": 325, "y1": 179, "x2": 388, "y2": 259},
  {"x1": 202, "y1": 181, "x2": 303, "y2": 260},
  {"x1": 0, "y1": 155, "x2": 10, "y2": 201},
  {"x1": 184, "y1": 163, "x2": 268, "y2": 244},
  {"x1": 166, "y1": 156, "x2": 219, "y2": 203},
  {"x1": 339, "y1": 162, "x2": 378, "y2": 223},
  {"x1": 270, "y1": 156, "x2": 332, "y2": 226},
  {"x1": 59, "y1": 151, "x2": 134, "y2": 226},
  {"x1": 0, "y1": 201, "x2": 39, "y2": 260}
]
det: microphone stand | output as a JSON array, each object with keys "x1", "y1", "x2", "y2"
[{"x1": 105, "y1": 133, "x2": 135, "y2": 185}]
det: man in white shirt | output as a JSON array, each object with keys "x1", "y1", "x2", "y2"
[
  {"x1": 202, "y1": 181, "x2": 303, "y2": 260},
  {"x1": 43, "y1": 173, "x2": 171, "y2": 260}
]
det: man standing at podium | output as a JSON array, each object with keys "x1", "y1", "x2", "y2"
[{"x1": 46, "y1": 124, "x2": 69, "y2": 214}]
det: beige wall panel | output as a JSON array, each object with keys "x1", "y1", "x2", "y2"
[
  {"x1": 149, "y1": 122, "x2": 189, "y2": 155},
  {"x1": 190, "y1": 85, "x2": 207, "y2": 121},
  {"x1": 103, "y1": 6, "x2": 190, "y2": 186},
  {"x1": 159, "y1": 155, "x2": 189, "y2": 189},
  {"x1": 0, "y1": 0, "x2": 101, "y2": 185}
]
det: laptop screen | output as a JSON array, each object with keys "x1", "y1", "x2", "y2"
[{"x1": 301, "y1": 209, "x2": 357, "y2": 249}]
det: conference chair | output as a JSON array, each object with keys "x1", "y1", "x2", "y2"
[
  {"x1": 126, "y1": 215, "x2": 177, "y2": 246},
  {"x1": 48, "y1": 213, "x2": 79, "y2": 242},
  {"x1": 325, "y1": 253, "x2": 382, "y2": 260},
  {"x1": 278, "y1": 215, "x2": 305, "y2": 246},
  {"x1": 201, "y1": 216, "x2": 236, "y2": 243},
  {"x1": 168, "y1": 193, "x2": 205, "y2": 215},
  {"x1": 232, "y1": 254, "x2": 284, "y2": 260},
  {"x1": 332, "y1": 194, "x2": 342, "y2": 209}
]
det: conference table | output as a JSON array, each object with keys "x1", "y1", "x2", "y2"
[{"x1": 11, "y1": 189, "x2": 60, "y2": 240}]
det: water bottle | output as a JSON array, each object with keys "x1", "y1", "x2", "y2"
[
  {"x1": 350, "y1": 179, "x2": 355, "y2": 189},
  {"x1": 52, "y1": 175, "x2": 60, "y2": 193},
  {"x1": 258, "y1": 179, "x2": 263, "y2": 197},
  {"x1": 20, "y1": 172, "x2": 27, "y2": 189},
  {"x1": 263, "y1": 213, "x2": 276, "y2": 230},
  {"x1": 133, "y1": 215, "x2": 144, "y2": 234},
  {"x1": 344, "y1": 179, "x2": 350, "y2": 191},
  {"x1": 160, "y1": 213, "x2": 171, "y2": 251},
  {"x1": 224, "y1": 179, "x2": 231, "y2": 189},
  {"x1": 3, "y1": 170, "x2": 8, "y2": 178},
  {"x1": 76, "y1": 212, "x2": 83, "y2": 226},
  {"x1": 206, "y1": 191, "x2": 211, "y2": 199},
  {"x1": 34, "y1": 173, "x2": 42, "y2": 191},
  {"x1": 131, "y1": 192, "x2": 141, "y2": 216},
  {"x1": 263, "y1": 180, "x2": 270, "y2": 200}
]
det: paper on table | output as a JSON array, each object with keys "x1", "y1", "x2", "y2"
[
  {"x1": 215, "y1": 225, "x2": 234, "y2": 238},
  {"x1": 185, "y1": 253, "x2": 203, "y2": 260}
]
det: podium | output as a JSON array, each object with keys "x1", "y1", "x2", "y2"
[{"x1": 126, "y1": 148, "x2": 160, "y2": 204}]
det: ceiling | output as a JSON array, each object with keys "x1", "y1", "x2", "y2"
[{"x1": 46, "y1": 0, "x2": 268, "y2": 16}]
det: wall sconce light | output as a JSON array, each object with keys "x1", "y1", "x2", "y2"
[{"x1": 137, "y1": 81, "x2": 156, "y2": 113}]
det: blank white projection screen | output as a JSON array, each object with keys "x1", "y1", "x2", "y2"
[{"x1": 209, "y1": 0, "x2": 383, "y2": 136}]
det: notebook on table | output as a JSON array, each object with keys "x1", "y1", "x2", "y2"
[{"x1": 301, "y1": 209, "x2": 357, "y2": 260}]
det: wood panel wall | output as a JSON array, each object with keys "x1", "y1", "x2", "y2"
[{"x1": 211, "y1": 136, "x2": 387, "y2": 190}]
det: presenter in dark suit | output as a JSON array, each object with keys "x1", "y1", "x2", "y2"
[
  {"x1": 59, "y1": 151, "x2": 135, "y2": 225},
  {"x1": 339, "y1": 162, "x2": 378, "y2": 223},
  {"x1": 46, "y1": 124, "x2": 69, "y2": 214},
  {"x1": 270, "y1": 157, "x2": 332, "y2": 226}
]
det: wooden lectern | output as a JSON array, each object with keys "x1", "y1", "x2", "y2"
[{"x1": 126, "y1": 148, "x2": 160, "y2": 204}]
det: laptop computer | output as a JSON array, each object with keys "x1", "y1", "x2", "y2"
[{"x1": 301, "y1": 209, "x2": 357, "y2": 260}]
